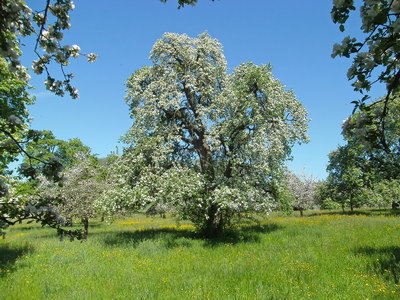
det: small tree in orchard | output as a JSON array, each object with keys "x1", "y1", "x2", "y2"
[
  {"x1": 286, "y1": 172, "x2": 318, "y2": 216},
  {"x1": 100, "y1": 32, "x2": 309, "y2": 237},
  {"x1": 44, "y1": 153, "x2": 105, "y2": 237}
]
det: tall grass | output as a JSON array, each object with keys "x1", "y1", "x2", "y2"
[{"x1": 1, "y1": 212, "x2": 399, "y2": 299}]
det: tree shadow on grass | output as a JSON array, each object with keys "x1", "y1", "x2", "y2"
[
  {"x1": 0, "y1": 243, "x2": 33, "y2": 277},
  {"x1": 102, "y1": 228, "x2": 195, "y2": 249},
  {"x1": 99, "y1": 223, "x2": 281, "y2": 249},
  {"x1": 202, "y1": 223, "x2": 281, "y2": 248},
  {"x1": 355, "y1": 246, "x2": 400, "y2": 284}
]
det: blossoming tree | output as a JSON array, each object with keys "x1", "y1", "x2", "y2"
[
  {"x1": 286, "y1": 172, "x2": 318, "y2": 216},
  {"x1": 40, "y1": 153, "x2": 106, "y2": 237},
  {"x1": 100, "y1": 32, "x2": 309, "y2": 237}
]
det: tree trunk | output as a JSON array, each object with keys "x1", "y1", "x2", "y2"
[
  {"x1": 65, "y1": 217, "x2": 73, "y2": 227},
  {"x1": 392, "y1": 201, "x2": 399, "y2": 210},
  {"x1": 300, "y1": 209, "x2": 304, "y2": 217},
  {"x1": 82, "y1": 217, "x2": 89, "y2": 238},
  {"x1": 202, "y1": 203, "x2": 223, "y2": 238}
]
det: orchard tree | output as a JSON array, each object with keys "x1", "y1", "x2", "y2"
[
  {"x1": 0, "y1": 57, "x2": 81, "y2": 239},
  {"x1": 41, "y1": 153, "x2": 105, "y2": 237},
  {"x1": 315, "y1": 181, "x2": 342, "y2": 210},
  {"x1": 0, "y1": 0, "x2": 93, "y2": 238},
  {"x1": 286, "y1": 172, "x2": 318, "y2": 216},
  {"x1": 326, "y1": 144, "x2": 371, "y2": 212},
  {"x1": 326, "y1": 95, "x2": 399, "y2": 210},
  {"x1": 100, "y1": 32, "x2": 309, "y2": 237}
]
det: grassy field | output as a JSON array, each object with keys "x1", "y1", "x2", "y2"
[{"x1": 1, "y1": 211, "x2": 400, "y2": 299}]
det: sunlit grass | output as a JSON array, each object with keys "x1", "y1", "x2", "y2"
[{"x1": 1, "y1": 212, "x2": 400, "y2": 299}]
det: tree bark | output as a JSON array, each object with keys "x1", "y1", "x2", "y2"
[
  {"x1": 202, "y1": 203, "x2": 223, "y2": 238},
  {"x1": 82, "y1": 217, "x2": 89, "y2": 238}
]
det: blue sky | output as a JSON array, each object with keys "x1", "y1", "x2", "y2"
[{"x1": 22, "y1": 0, "x2": 373, "y2": 179}]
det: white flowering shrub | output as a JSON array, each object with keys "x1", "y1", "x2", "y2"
[{"x1": 100, "y1": 32, "x2": 309, "y2": 237}]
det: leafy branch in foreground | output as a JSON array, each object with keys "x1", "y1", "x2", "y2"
[{"x1": 332, "y1": 0, "x2": 399, "y2": 157}]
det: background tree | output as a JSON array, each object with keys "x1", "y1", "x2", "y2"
[
  {"x1": 315, "y1": 181, "x2": 343, "y2": 210},
  {"x1": 362, "y1": 179, "x2": 400, "y2": 208},
  {"x1": 0, "y1": 173, "x2": 84, "y2": 240},
  {"x1": 325, "y1": 94, "x2": 400, "y2": 211},
  {"x1": 18, "y1": 132, "x2": 90, "y2": 180},
  {"x1": 326, "y1": 144, "x2": 370, "y2": 212},
  {"x1": 286, "y1": 172, "x2": 318, "y2": 216},
  {"x1": 100, "y1": 32, "x2": 309, "y2": 237},
  {"x1": 41, "y1": 153, "x2": 105, "y2": 237}
]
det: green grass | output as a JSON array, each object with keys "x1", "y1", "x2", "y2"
[{"x1": 1, "y1": 212, "x2": 400, "y2": 299}]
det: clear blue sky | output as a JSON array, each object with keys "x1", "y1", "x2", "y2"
[{"x1": 22, "y1": 0, "x2": 372, "y2": 179}]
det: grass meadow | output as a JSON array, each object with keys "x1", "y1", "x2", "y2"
[{"x1": 1, "y1": 211, "x2": 400, "y2": 299}]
